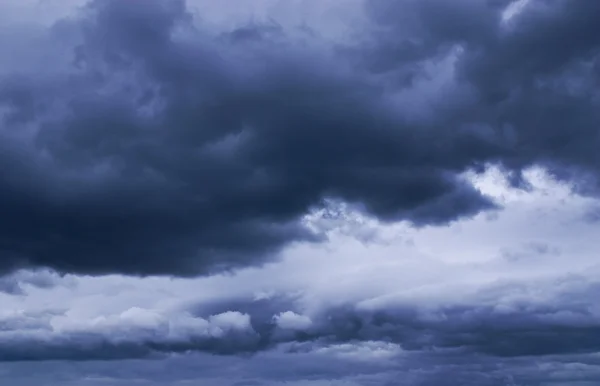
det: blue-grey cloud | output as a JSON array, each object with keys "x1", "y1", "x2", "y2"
[
  {"x1": 0, "y1": 0, "x2": 559, "y2": 276},
  {"x1": 0, "y1": 269, "x2": 70, "y2": 295},
  {"x1": 0, "y1": 274, "x2": 599, "y2": 364},
  {"x1": 0, "y1": 1, "x2": 598, "y2": 280}
]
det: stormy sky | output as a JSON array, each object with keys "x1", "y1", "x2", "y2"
[{"x1": 1, "y1": 0, "x2": 600, "y2": 384}]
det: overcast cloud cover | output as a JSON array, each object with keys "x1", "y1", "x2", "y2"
[{"x1": 1, "y1": 0, "x2": 600, "y2": 384}]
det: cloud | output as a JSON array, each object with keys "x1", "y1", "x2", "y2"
[
  {"x1": 0, "y1": 168, "x2": 599, "y2": 384},
  {"x1": 0, "y1": 0, "x2": 507, "y2": 276},
  {"x1": 274, "y1": 311, "x2": 313, "y2": 331},
  {"x1": 0, "y1": 307, "x2": 262, "y2": 361},
  {"x1": 2, "y1": 265, "x2": 600, "y2": 362},
  {"x1": 0, "y1": 0, "x2": 597, "y2": 277},
  {"x1": 0, "y1": 269, "x2": 72, "y2": 295}
]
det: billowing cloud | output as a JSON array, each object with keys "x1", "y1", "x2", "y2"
[
  {"x1": 2, "y1": 272, "x2": 600, "y2": 365},
  {"x1": 1, "y1": 0, "x2": 597, "y2": 276},
  {"x1": 0, "y1": 0, "x2": 498, "y2": 277},
  {"x1": 0, "y1": 308, "x2": 263, "y2": 361}
]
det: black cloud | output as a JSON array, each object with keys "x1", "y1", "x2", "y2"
[{"x1": 0, "y1": 0, "x2": 599, "y2": 276}]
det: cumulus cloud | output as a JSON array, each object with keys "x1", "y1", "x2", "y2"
[
  {"x1": 274, "y1": 311, "x2": 312, "y2": 331},
  {"x1": 2, "y1": 0, "x2": 598, "y2": 276},
  {"x1": 0, "y1": 307, "x2": 262, "y2": 360},
  {"x1": 3, "y1": 0, "x2": 496, "y2": 277}
]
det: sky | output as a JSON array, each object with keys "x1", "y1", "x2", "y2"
[{"x1": 1, "y1": 0, "x2": 600, "y2": 385}]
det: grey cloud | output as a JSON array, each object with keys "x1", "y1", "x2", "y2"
[
  {"x1": 0, "y1": 0, "x2": 598, "y2": 277},
  {"x1": 456, "y1": 0, "x2": 600, "y2": 178},
  {"x1": 0, "y1": 308, "x2": 263, "y2": 361},
  {"x1": 4, "y1": 335, "x2": 600, "y2": 385},
  {"x1": 0, "y1": 269, "x2": 71, "y2": 295},
  {"x1": 500, "y1": 241, "x2": 561, "y2": 262},
  {"x1": 3, "y1": 275, "x2": 600, "y2": 363},
  {"x1": 1, "y1": 0, "x2": 496, "y2": 277},
  {"x1": 364, "y1": 0, "x2": 600, "y2": 184},
  {"x1": 0, "y1": 276, "x2": 23, "y2": 295},
  {"x1": 190, "y1": 275, "x2": 600, "y2": 360}
]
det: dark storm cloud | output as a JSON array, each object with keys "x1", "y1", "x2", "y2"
[
  {"x1": 0, "y1": 0, "x2": 599, "y2": 276},
  {"x1": 274, "y1": 0, "x2": 600, "y2": 199},
  {"x1": 363, "y1": 0, "x2": 600, "y2": 189},
  {"x1": 454, "y1": 1, "x2": 600, "y2": 187}
]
